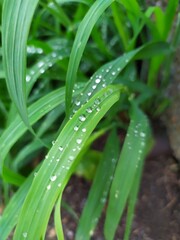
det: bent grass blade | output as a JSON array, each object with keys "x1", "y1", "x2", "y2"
[
  {"x1": 2, "y1": 0, "x2": 40, "y2": 127},
  {"x1": 104, "y1": 102, "x2": 152, "y2": 240},
  {"x1": 13, "y1": 85, "x2": 122, "y2": 239}
]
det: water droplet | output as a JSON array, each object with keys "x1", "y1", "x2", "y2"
[
  {"x1": 76, "y1": 139, "x2": 82, "y2": 144},
  {"x1": 140, "y1": 132, "x2": 146, "y2": 138},
  {"x1": 47, "y1": 184, "x2": 51, "y2": 190},
  {"x1": 94, "y1": 98, "x2": 100, "y2": 105},
  {"x1": 40, "y1": 68, "x2": 45, "y2": 74},
  {"x1": 75, "y1": 100, "x2": 81, "y2": 106},
  {"x1": 96, "y1": 107, "x2": 101, "y2": 112},
  {"x1": 58, "y1": 183, "x2": 62, "y2": 188},
  {"x1": 56, "y1": 158, "x2": 60, "y2": 162},
  {"x1": 69, "y1": 156, "x2": 74, "y2": 161},
  {"x1": 26, "y1": 75, "x2": 31, "y2": 82},
  {"x1": 86, "y1": 107, "x2": 93, "y2": 113},
  {"x1": 87, "y1": 92, "x2": 92, "y2": 96},
  {"x1": 74, "y1": 126, "x2": 79, "y2": 131},
  {"x1": 50, "y1": 175, "x2": 57, "y2": 182},
  {"x1": 112, "y1": 71, "x2": 116, "y2": 76},
  {"x1": 72, "y1": 148, "x2": 76, "y2": 152},
  {"x1": 38, "y1": 61, "x2": 44, "y2": 68},
  {"x1": 34, "y1": 172, "x2": 38, "y2": 177},
  {"x1": 115, "y1": 190, "x2": 119, "y2": 199},
  {"x1": 82, "y1": 128, "x2": 86, "y2": 132},
  {"x1": 92, "y1": 85, "x2": 97, "y2": 89},
  {"x1": 52, "y1": 140, "x2": 56, "y2": 145},
  {"x1": 23, "y1": 232, "x2": 28, "y2": 238},
  {"x1": 79, "y1": 115, "x2": 86, "y2": 122},
  {"x1": 52, "y1": 52, "x2": 57, "y2": 58},
  {"x1": 59, "y1": 146, "x2": 63, "y2": 151},
  {"x1": 95, "y1": 78, "x2": 101, "y2": 84}
]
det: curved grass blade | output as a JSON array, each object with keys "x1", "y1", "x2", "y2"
[
  {"x1": 13, "y1": 85, "x2": 123, "y2": 240},
  {"x1": 104, "y1": 102, "x2": 152, "y2": 240},
  {"x1": 2, "y1": 0, "x2": 40, "y2": 127},
  {"x1": 26, "y1": 47, "x2": 70, "y2": 96},
  {"x1": 0, "y1": 87, "x2": 66, "y2": 174},
  {"x1": 123, "y1": 158, "x2": 144, "y2": 240},
  {"x1": 71, "y1": 42, "x2": 170, "y2": 116},
  {"x1": 65, "y1": 0, "x2": 114, "y2": 115},
  {"x1": 0, "y1": 166, "x2": 40, "y2": 240},
  {"x1": 54, "y1": 194, "x2": 64, "y2": 240},
  {"x1": 75, "y1": 129, "x2": 120, "y2": 240},
  {"x1": 0, "y1": 128, "x2": 106, "y2": 240}
]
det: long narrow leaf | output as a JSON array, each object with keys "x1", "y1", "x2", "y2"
[
  {"x1": 65, "y1": 0, "x2": 114, "y2": 114},
  {"x1": 13, "y1": 85, "x2": 123, "y2": 239},
  {"x1": 2, "y1": 0, "x2": 39, "y2": 127},
  {"x1": 75, "y1": 129, "x2": 120, "y2": 240},
  {"x1": 104, "y1": 102, "x2": 152, "y2": 240}
]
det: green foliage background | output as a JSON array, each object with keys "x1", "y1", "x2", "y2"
[{"x1": 0, "y1": 0, "x2": 179, "y2": 239}]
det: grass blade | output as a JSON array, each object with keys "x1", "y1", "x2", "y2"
[
  {"x1": 75, "y1": 129, "x2": 120, "y2": 240},
  {"x1": 65, "y1": 0, "x2": 114, "y2": 115},
  {"x1": 2, "y1": 0, "x2": 40, "y2": 127},
  {"x1": 104, "y1": 102, "x2": 152, "y2": 240},
  {"x1": 13, "y1": 85, "x2": 122, "y2": 239}
]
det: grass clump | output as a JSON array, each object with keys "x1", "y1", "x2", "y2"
[{"x1": 0, "y1": 0, "x2": 179, "y2": 239}]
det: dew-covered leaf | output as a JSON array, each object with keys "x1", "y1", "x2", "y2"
[
  {"x1": 13, "y1": 85, "x2": 123, "y2": 239},
  {"x1": 104, "y1": 102, "x2": 152, "y2": 240},
  {"x1": 75, "y1": 129, "x2": 120, "y2": 240},
  {"x1": 65, "y1": 0, "x2": 114, "y2": 114}
]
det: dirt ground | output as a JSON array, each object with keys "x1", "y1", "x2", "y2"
[{"x1": 46, "y1": 125, "x2": 180, "y2": 240}]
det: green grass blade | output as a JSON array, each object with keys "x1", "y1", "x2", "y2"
[
  {"x1": 104, "y1": 102, "x2": 152, "y2": 240},
  {"x1": 75, "y1": 129, "x2": 120, "y2": 240},
  {"x1": 0, "y1": 167, "x2": 39, "y2": 240},
  {"x1": 2, "y1": 0, "x2": 40, "y2": 127},
  {"x1": 54, "y1": 194, "x2": 64, "y2": 240},
  {"x1": 123, "y1": 157, "x2": 143, "y2": 240},
  {"x1": 13, "y1": 85, "x2": 122, "y2": 240},
  {"x1": 0, "y1": 87, "x2": 66, "y2": 174},
  {"x1": 65, "y1": 0, "x2": 114, "y2": 115}
]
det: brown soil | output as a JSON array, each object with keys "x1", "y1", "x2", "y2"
[{"x1": 46, "y1": 131, "x2": 180, "y2": 240}]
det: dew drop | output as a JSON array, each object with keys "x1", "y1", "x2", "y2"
[
  {"x1": 94, "y1": 98, "x2": 100, "y2": 105},
  {"x1": 87, "y1": 92, "x2": 92, "y2": 96},
  {"x1": 59, "y1": 146, "x2": 63, "y2": 151},
  {"x1": 47, "y1": 184, "x2": 51, "y2": 190},
  {"x1": 140, "y1": 132, "x2": 146, "y2": 138},
  {"x1": 76, "y1": 139, "x2": 82, "y2": 144},
  {"x1": 50, "y1": 175, "x2": 57, "y2": 182},
  {"x1": 115, "y1": 190, "x2": 119, "y2": 199},
  {"x1": 40, "y1": 68, "x2": 45, "y2": 74},
  {"x1": 23, "y1": 232, "x2": 28, "y2": 238},
  {"x1": 26, "y1": 75, "x2": 31, "y2": 82},
  {"x1": 112, "y1": 71, "x2": 116, "y2": 76},
  {"x1": 52, "y1": 140, "x2": 56, "y2": 145},
  {"x1": 79, "y1": 115, "x2": 86, "y2": 122},
  {"x1": 92, "y1": 85, "x2": 97, "y2": 89},
  {"x1": 69, "y1": 156, "x2": 74, "y2": 161},
  {"x1": 52, "y1": 52, "x2": 57, "y2": 58},
  {"x1": 82, "y1": 128, "x2": 86, "y2": 132},
  {"x1": 95, "y1": 78, "x2": 101, "y2": 84},
  {"x1": 74, "y1": 126, "x2": 79, "y2": 131},
  {"x1": 75, "y1": 100, "x2": 81, "y2": 106},
  {"x1": 58, "y1": 183, "x2": 62, "y2": 188},
  {"x1": 38, "y1": 61, "x2": 44, "y2": 68},
  {"x1": 86, "y1": 107, "x2": 93, "y2": 113}
]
